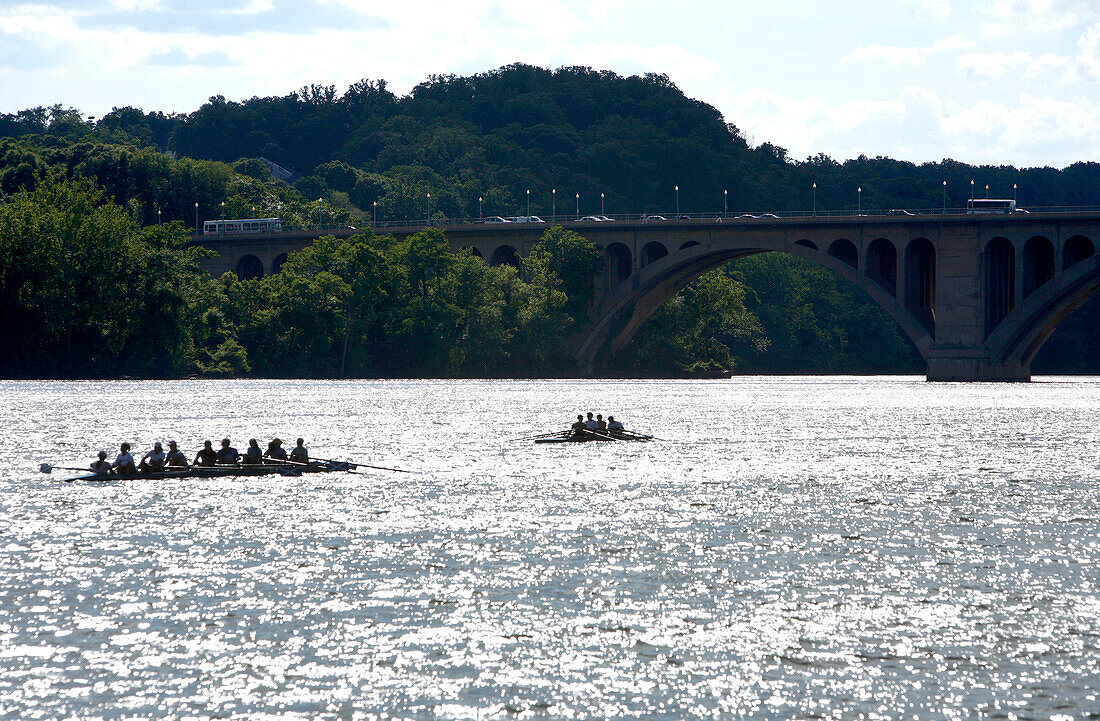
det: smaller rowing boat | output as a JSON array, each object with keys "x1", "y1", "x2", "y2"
[{"x1": 533, "y1": 430, "x2": 652, "y2": 444}]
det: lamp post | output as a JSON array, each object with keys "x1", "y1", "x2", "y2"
[
  {"x1": 724, "y1": 189, "x2": 728, "y2": 217},
  {"x1": 552, "y1": 188, "x2": 556, "y2": 221},
  {"x1": 372, "y1": 201, "x2": 376, "y2": 226},
  {"x1": 970, "y1": 179, "x2": 974, "y2": 201},
  {"x1": 194, "y1": 202, "x2": 198, "y2": 231},
  {"x1": 1013, "y1": 183, "x2": 1018, "y2": 202},
  {"x1": 478, "y1": 196, "x2": 483, "y2": 219},
  {"x1": 675, "y1": 185, "x2": 680, "y2": 216},
  {"x1": 317, "y1": 198, "x2": 322, "y2": 228},
  {"x1": 157, "y1": 209, "x2": 161, "y2": 227},
  {"x1": 220, "y1": 201, "x2": 225, "y2": 219},
  {"x1": 942, "y1": 180, "x2": 947, "y2": 214},
  {"x1": 575, "y1": 193, "x2": 579, "y2": 216},
  {"x1": 526, "y1": 188, "x2": 530, "y2": 219},
  {"x1": 985, "y1": 184, "x2": 989, "y2": 199},
  {"x1": 426, "y1": 192, "x2": 431, "y2": 225},
  {"x1": 600, "y1": 192, "x2": 605, "y2": 216},
  {"x1": 857, "y1": 187, "x2": 862, "y2": 215},
  {"x1": 812, "y1": 183, "x2": 817, "y2": 217}
]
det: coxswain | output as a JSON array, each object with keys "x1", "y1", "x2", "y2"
[
  {"x1": 165, "y1": 441, "x2": 188, "y2": 468},
  {"x1": 139, "y1": 442, "x2": 167, "y2": 472},
  {"x1": 243, "y1": 439, "x2": 262, "y2": 465},
  {"x1": 584, "y1": 412, "x2": 598, "y2": 431},
  {"x1": 193, "y1": 440, "x2": 218, "y2": 467},
  {"x1": 289, "y1": 438, "x2": 308, "y2": 464},
  {"x1": 264, "y1": 438, "x2": 288, "y2": 462},
  {"x1": 596, "y1": 414, "x2": 608, "y2": 431},
  {"x1": 217, "y1": 438, "x2": 240, "y2": 465},
  {"x1": 111, "y1": 443, "x2": 136, "y2": 475},
  {"x1": 607, "y1": 416, "x2": 625, "y2": 433},
  {"x1": 90, "y1": 451, "x2": 111, "y2": 475}
]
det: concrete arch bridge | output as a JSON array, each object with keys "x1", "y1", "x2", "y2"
[{"x1": 194, "y1": 213, "x2": 1100, "y2": 381}]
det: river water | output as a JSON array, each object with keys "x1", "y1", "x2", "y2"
[{"x1": 1, "y1": 377, "x2": 1098, "y2": 720}]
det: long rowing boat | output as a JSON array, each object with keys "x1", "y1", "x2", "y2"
[{"x1": 58, "y1": 460, "x2": 353, "y2": 483}]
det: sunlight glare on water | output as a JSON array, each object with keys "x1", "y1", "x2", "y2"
[{"x1": 1, "y1": 377, "x2": 1099, "y2": 719}]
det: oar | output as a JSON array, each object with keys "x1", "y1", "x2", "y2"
[
  {"x1": 511, "y1": 430, "x2": 570, "y2": 442},
  {"x1": 588, "y1": 430, "x2": 625, "y2": 442},
  {"x1": 295, "y1": 456, "x2": 413, "y2": 474},
  {"x1": 39, "y1": 463, "x2": 93, "y2": 475}
]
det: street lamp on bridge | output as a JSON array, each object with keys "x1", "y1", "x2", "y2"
[
  {"x1": 812, "y1": 183, "x2": 817, "y2": 216},
  {"x1": 1014, "y1": 183, "x2": 1018, "y2": 202},
  {"x1": 985, "y1": 184, "x2": 989, "y2": 199},
  {"x1": 943, "y1": 180, "x2": 947, "y2": 214},
  {"x1": 552, "y1": 189, "x2": 556, "y2": 221},
  {"x1": 601, "y1": 192, "x2": 605, "y2": 216},
  {"x1": 575, "y1": 193, "x2": 579, "y2": 216},
  {"x1": 194, "y1": 202, "x2": 198, "y2": 231},
  {"x1": 675, "y1": 185, "x2": 680, "y2": 216},
  {"x1": 478, "y1": 196, "x2": 483, "y2": 219},
  {"x1": 970, "y1": 179, "x2": 975, "y2": 201},
  {"x1": 857, "y1": 187, "x2": 862, "y2": 215},
  {"x1": 724, "y1": 189, "x2": 728, "y2": 216},
  {"x1": 426, "y1": 192, "x2": 431, "y2": 225},
  {"x1": 526, "y1": 188, "x2": 530, "y2": 219},
  {"x1": 372, "y1": 201, "x2": 377, "y2": 226}
]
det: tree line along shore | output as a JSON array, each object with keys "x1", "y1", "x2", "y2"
[{"x1": 2, "y1": 64, "x2": 1099, "y2": 378}]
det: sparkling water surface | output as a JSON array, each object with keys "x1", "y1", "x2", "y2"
[{"x1": 2, "y1": 377, "x2": 1099, "y2": 720}]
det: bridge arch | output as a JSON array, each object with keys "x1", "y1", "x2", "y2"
[
  {"x1": 640, "y1": 241, "x2": 669, "y2": 267},
  {"x1": 1023, "y1": 236, "x2": 1055, "y2": 298},
  {"x1": 604, "y1": 242, "x2": 632, "y2": 290},
  {"x1": 829, "y1": 239, "x2": 858, "y2": 269},
  {"x1": 866, "y1": 238, "x2": 897, "y2": 297},
  {"x1": 796, "y1": 239, "x2": 817, "y2": 251},
  {"x1": 680, "y1": 241, "x2": 700, "y2": 251},
  {"x1": 272, "y1": 252, "x2": 288, "y2": 274},
  {"x1": 904, "y1": 238, "x2": 936, "y2": 335},
  {"x1": 983, "y1": 237, "x2": 1015, "y2": 337},
  {"x1": 490, "y1": 245, "x2": 520, "y2": 268},
  {"x1": 236, "y1": 254, "x2": 264, "y2": 280},
  {"x1": 462, "y1": 246, "x2": 484, "y2": 259},
  {"x1": 578, "y1": 238, "x2": 933, "y2": 369},
  {"x1": 1063, "y1": 235, "x2": 1093, "y2": 270},
  {"x1": 987, "y1": 241, "x2": 1100, "y2": 369}
]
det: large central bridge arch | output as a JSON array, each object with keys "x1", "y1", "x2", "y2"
[{"x1": 577, "y1": 234, "x2": 936, "y2": 367}]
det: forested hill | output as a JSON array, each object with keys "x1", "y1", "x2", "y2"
[
  {"x1": 2, "y1": 64, "x2": 1100, "y2": 378},
  {"x1": 5, "y1": 64, "x2": 1100, "y2": 223}
]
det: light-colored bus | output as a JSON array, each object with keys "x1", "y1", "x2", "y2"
[
  {"x1": 967, "y1": 199, "x2": 1017, "y2": 214},
  {"x1": 203, "y1": 218, "x2": 282, "y2": 234}
]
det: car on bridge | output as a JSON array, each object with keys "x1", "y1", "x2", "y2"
[{"x1": 484, "y1": 216, "x2": 511, "y2": 223}]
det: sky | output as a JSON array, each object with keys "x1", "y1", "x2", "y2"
[{"x1": 1, "y1": 0, "x2": 1098, "y2": 168}]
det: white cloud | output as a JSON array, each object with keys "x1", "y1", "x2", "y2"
[
  {"x1": 842, "y1": 35, "x2": 975, "y2": 66},
  {"x1": 982, "y1": 0, "x2": 1095, "y2": 36},
  {"x1": 721, "y1": 84, "x2": 1100, "y2": 166}
]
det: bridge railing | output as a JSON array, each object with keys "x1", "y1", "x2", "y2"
[{"x1": 190, "y1": 205, "x2": 1100, "y2": 237}]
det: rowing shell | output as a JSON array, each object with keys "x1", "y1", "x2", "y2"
[
  {"x1": 59, "y1": 460, "x2": 353, "y2": 483},
  {"x1": 535, "y1": 434, "x2": 650, "y2": 443}
]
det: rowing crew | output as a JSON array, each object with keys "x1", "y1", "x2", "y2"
[
  {"x1": 90, "y1": 437, "x2": 310, "y2": 475},
  {"x1": 569, "y1": 412, "x2": 626, "y2": 436}
]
